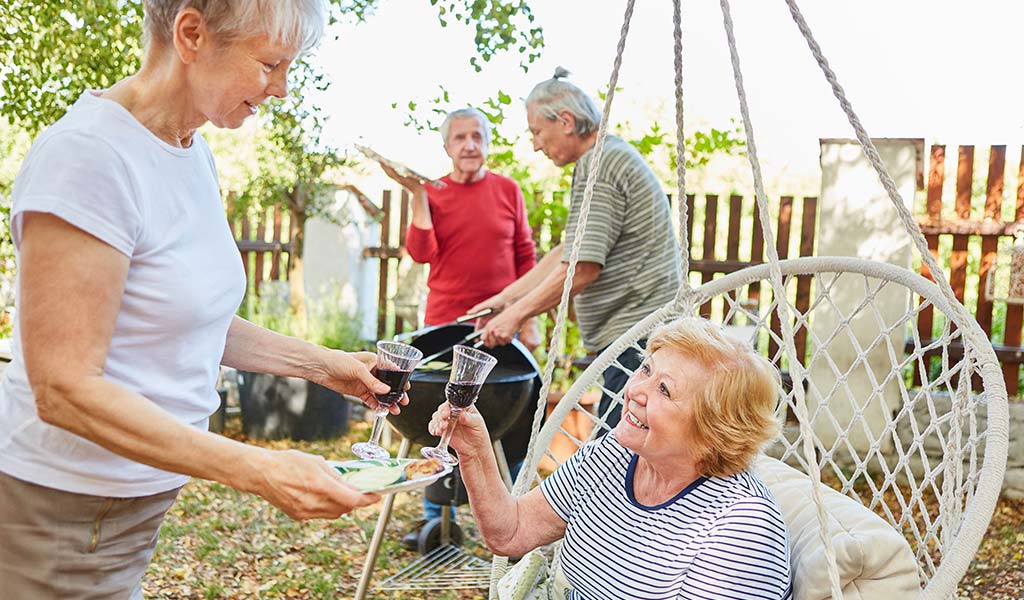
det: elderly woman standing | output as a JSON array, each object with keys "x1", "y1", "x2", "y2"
[
  {"x1": 429, "y1": 318, "x2": 793, "y2": 599},
  {"x1": 0, "y1": 1, "x2": 391, "y2": 597}
]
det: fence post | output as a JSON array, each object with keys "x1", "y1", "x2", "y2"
[{"x1": 810, "y1": 138, "x2": 924, "y2": 466}]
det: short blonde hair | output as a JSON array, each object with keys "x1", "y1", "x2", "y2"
[
  {"x1": 143, "y1": 0, "x2": 326, "y2": 51},
  {"x1": 647, "y1": 318, "x2": 781, "y2": 478}
]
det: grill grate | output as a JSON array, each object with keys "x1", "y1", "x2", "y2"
[{"x1": 375, "y1": 544, "x2": 492, "y2": 591}]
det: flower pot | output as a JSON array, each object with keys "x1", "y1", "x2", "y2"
[{"x1": 236, "y1": 371, "x2": 349, "y2": 441}]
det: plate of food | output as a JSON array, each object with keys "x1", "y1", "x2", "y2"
[{"x1": 330, "y1": 457, "x2": 451, "y2": 494}]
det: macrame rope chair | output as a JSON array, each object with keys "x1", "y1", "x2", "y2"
[{"x1": 488, "y1": 0, "x2": 1009, "y2": 598}]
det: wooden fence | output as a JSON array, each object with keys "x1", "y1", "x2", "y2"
[
  {"x1": 228, "y1": 204, "x2": 293, "y2": 294},
  {"x1": 365, "y1": 190, "x2": 818, "y2": 347},
  {"x1": 682, "y1": 193, "x2": 819, "y2": 364},
  {"x1": 914, "y1": 144, "x2": 1024, "y2": 396},
  {"x1": 236, "y1": 148, "x2": 1024, "y2": 399}
]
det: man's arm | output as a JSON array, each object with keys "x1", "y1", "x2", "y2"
[
  {"x1": 479, "y1": 256, "x2": 601, "y2": 348},
  {"x1": 380, "y1": 164, "x2": 437, "y2": 262},
  {"x1": 468, "y1": 243, "x2": 566, "y2": 317}
]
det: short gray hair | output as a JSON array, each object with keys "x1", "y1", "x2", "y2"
[
  {"x1": 439, "y1": 108, "x2": 491, "y2": 148},
  {"x1": 143, "y1": 0, "x2": 326, "y2": 51},
  {"x1": 526, "y1": 67, "x2": 602, "y2": 136}
]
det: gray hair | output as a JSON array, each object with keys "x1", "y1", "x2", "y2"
[
  {"x1": 526, "y1": 67, "x2": 602, "y2": 137},
  {"x1": 439, "y1": 108, "x2": 492, "y2": 148},
  {"x1": 143, "y1": 0, "x2": 326, "y2": 51}
]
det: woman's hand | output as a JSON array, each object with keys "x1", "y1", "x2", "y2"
[
  {"x1": 316, "y1": 350, "x2": 407, "y2": 415},
  {"x1": 427, "y1": 403, "x2": 492, "y2": 462},
  {"x1": 247, "y1": 448, "x2": 380, "y2": 519}
]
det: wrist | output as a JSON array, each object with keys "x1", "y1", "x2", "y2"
[
  {"x1": 455, "y1": 432, "x2": 492, "y2": 464},
  {"x1": 300, "y1": 344, "x2": 334, "y2": 386},
  {"x1": 228, "y1": 445, "x2": 273, "y2": 495}
]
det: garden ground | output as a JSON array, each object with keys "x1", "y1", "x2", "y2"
[{"x1": 145, "y1": 418, "x2": 1023, "y2": 599}]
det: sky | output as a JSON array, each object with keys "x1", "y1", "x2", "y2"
[{"x1": 307, "y1": 0, "x2": 1024, "y2": 195}]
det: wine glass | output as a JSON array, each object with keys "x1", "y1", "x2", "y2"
[
  {"x1": 421, "y1": 345, "x2": 497, "y2": 466},
  {"x1": 352, "y1": 340, "x2": 423, "y2": 460}
]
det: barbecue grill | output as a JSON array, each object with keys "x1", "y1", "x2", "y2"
[
  {"x1": 389, "y1": 323, "x2": 539, "y2": 449},
  {"x1": 354, "y1": 324, "x2": 541, "y2": 599}
]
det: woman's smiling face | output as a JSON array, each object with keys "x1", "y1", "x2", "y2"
[
  {"x1": 189, "y1": 32, "x2": 298, "y2": 130},
  {"x1": 614, "y1": 347, "x2": 703, "y2": 465}
]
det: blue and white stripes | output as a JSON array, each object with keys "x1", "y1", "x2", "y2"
[{"x1": 541, "y1": 433, "x2": 793, "y2": 599}]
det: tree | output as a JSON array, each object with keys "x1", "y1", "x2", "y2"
[{"x1": 0, "y1": 0, "x2": 545, "y2": 335}]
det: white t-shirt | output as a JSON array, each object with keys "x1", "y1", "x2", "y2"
[
  {"x1": 0, "y1": 91, "x2": 246, "y2": 497},
  {"x1": 541, "y1": 433, "x2": 793, "y2": 600}
]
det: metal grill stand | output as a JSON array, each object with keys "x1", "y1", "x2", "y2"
[{"x1": 353, "y1": 437, "x2": 512, "y2": 599}]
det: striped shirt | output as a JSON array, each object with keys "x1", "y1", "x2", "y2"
[
  {"x1": 541, "y1": 433, "x2": 793, "y2": 600},
  {"x1": 563, "y1": 135, "x2": 681, "y2": 351}
]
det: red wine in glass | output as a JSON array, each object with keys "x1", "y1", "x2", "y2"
[
  {"x1": 352, "y1": 340, "x2": 423, "y2": 460},
  {"x1": 445, "y1": 381, "x2": 483, "y2": 409},
  {"x1": 422, "y1": 345, "x2": 496, "y2": 466},
  {"x1": 374, "y1": 368, "x2": 413, "y2": 408}
]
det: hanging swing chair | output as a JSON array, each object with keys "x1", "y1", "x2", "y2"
[{"x1": 490, "y1": 0, "x2": 1009, "y2": 598}]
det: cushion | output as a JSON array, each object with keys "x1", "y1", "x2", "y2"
[
  {"x1": 753, "y1": 455, "x2": 922, "y2": 599},
  {"x1": 498, "y1": 550, "x2": 549, "y2": 600}
]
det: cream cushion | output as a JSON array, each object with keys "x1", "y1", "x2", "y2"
[{"x1": 753, "y1": 455, "x2": 923, "y2": 599}]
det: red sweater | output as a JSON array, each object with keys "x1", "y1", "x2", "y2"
[{"x1": 406, "y1": 171, "x2": 536, "y2": 325}]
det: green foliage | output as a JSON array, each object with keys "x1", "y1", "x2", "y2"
[
  {"x1": 0, "y1": 122, "x2": 31, "y2": 336},
  {"x1": 306, "y1": 285, "x2": 370, "y2": 351},
  {"x1": 0, "y1": 1, "x2": 145, "y2": 134},
  {"x1": 0, "y1": 0, "x2": 544, "y2": 332},
  {"x1": 428, "y1": 0, "x2": 544, "y2": 72}
]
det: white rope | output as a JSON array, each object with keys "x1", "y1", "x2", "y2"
[
  {"x1": 718, "y1": 0, "x2": 844, "y2": 596},
  {"x1": 780, "y1": 0, "x2": 979, "y2": 356},
  {"x1": 671, "y1": 0, "x2": 693, "y2": 282},
  {"x1": 490, "y1": 0, "x2": 638, "y2": 593},
  {"x1": 781, "y1": 3, "x2": 1009, "y2": 592},
  {"x1": 483, "y1": 1, "x2": 1009, "y2": 597}
]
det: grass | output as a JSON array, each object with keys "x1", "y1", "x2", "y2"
[
  {"x1": 145, "y1": 417, "x2": 1022, "y2": 599},
  {"x1": 145, "y1": 418, "x2": 488, "y2": 600}
]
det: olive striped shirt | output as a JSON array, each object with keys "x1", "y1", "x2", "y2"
[{"x1": 563, "y1": 135, "x2": 681, "y2": 351}]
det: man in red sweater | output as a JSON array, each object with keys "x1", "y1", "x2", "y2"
[
  {"x1": 380, "y1": 107, "x2": 538, "y2": 545},
  {"x1": 382, "y1": 108, "x2": 539, "y2": 344}
]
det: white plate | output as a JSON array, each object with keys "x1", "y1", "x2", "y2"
[{"x1": 329, "y1": 458, "x2": 451, "y2": 494}]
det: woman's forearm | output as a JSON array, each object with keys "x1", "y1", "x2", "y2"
[
  {"x1": 457, "y1": 447, "x2": 524, "y2": 554},
  {"x1": 35, "y1": 374, "x2": 266, "y2": 493},
  {"x1": 221, "y1": 316, "x2": 331, "y2": 382},
  {"x1": 458, "y1": 448, "x2": 565, "y2": 556}
]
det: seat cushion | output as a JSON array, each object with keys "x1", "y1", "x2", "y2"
[{"x1": 753, "y1": 455, "x2": 922, "y2": 599}]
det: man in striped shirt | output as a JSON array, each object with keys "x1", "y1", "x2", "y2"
[{"x1": 473, "y1": 68, "x2": 680, "y2": 426}]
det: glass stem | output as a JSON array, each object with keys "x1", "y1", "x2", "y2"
[
  {"x1": 367, "y1": 408, "x2": 389, "y2": 447},
  {"x1": 435, "y1": 408, "x2": 463, "y2": 455}
]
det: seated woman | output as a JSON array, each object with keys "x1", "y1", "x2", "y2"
[{"x1": 427, "y1": 317, "x2": 793, "y2": 599}]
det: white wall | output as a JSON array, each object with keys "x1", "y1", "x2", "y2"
[
  {"x1": 302, "y1": 189, "x2": 380, "y2": 341},
  {"x1": 809, "y1": 138, "x2": 922, "y2": 464}
]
